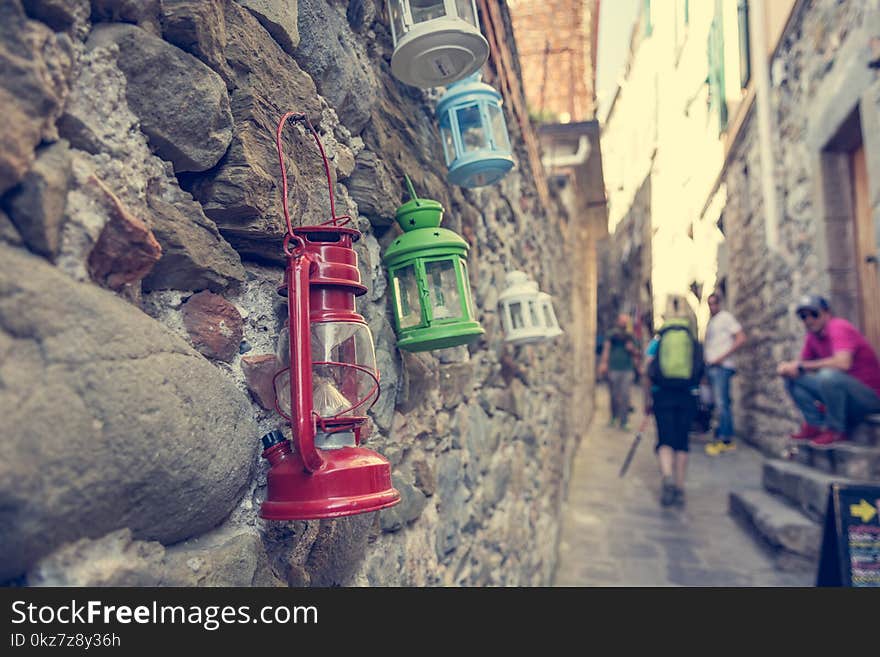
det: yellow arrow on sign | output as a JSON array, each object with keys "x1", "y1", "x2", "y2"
[{"x1": 850, "y1": 499, "x2": 877, "y2": 523}]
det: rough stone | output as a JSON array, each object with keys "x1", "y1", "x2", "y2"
[
  {"x1": 160, "y1": 0, "x2": 234, "y2": 86},
  {"x1": 235, "y1": 0, "x2": 299, "y2": 54},
  {"x1": 0, "y1": 1, "x2": 74, "y2": 195},
  {"x1": 141, "y1": 180, "x2": 246, "y2": 292},
  {"x1": 181, "y1": 290, "x2": 244, "y2": 361},
  {"x1": 91, "y1": 0, "x2": 162, "y2": 35},
  {"x1": 4, "y1": 140, "x2": 72, "y2": 259},
  {"x1": 435, "y1": 450, "x2": 470, "y2": 559},
  {"x1": 28, "y1": 528, "x2": 284, "y2": 586},
  {"x1": 241, "y1": 353, "x2": 280, "y2": 410},
  {"x1": 396, "y1": 350, "x2": 439, "y2": 414},
  {"x1": 0, "y1": 210, "x2": 23, "y2": 246},
  {"x1": 439, "y1": 362, "x2": 473, "y2": 409},
  {"x1": 86, "y1": 177, "x2": 162, "y2": 291},
  {"x1": 410, "y1": 458, "x2": 436, "y2": 497},
  {"x1": 482, "y1": 457, "x2": 512, "y2": 511},
  {"x1": 305, "y1": 514, "x2": 375, "y2": 586},
  {"x1": 0, "y1": 244, "x2": 258, "y2": 580},
  {"x1": 295, "y1": 0, "x2": 379, "y2": 133},
  {"x1": 346, "y1": 151, "x2": 400, "y2": 226},
  {"x1": 184, "y1": 1, "x2": 323, "y2": 262},
  {"x1": 380, "y1": 475, "x2": 428, "y2": 532},
  {"x1": 21, "y1": 0, "x2": 90, "y2": 36},
  {"x1": 88, "y1": 24, "x2": 233, "y2": 173}
]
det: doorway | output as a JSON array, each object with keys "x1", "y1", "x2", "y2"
[{"x1": 820, "y1": 108, "x2": 880, "y2": 350}]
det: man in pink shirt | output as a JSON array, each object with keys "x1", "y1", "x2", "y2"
[{"x1": 777, "y1": 295, "x2": 880, "y2": 445}]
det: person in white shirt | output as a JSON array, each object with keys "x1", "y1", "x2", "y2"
[{"x1": 703, "y1": 293, "x2": 747, "y2": 455}]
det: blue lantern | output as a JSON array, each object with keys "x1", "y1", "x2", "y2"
[{"x1": 436, "y1": 73, "x2": 514, "y2": 188}]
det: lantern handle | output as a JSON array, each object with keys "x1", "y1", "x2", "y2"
[
  {"x1": 276, "y1": 111, "x2": 350, "y2": 236},
  {"x1": 404, "y1": 175, "x2": 421, "y2": 207}
]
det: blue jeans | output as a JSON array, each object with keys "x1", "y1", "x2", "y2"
[
  {"x1": 784, "y1": 368, "x2": 880, "y2": 432},
  {"x1": 707, "y1": 365, "x2": 735, "y2": 440}
]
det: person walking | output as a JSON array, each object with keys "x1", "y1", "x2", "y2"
[
  {"x1": 599, "y1": 312, "x2": 639, "y2": 429},
  {"x1": 703, "y1": 292, "x2": 747, "y2": 455},
  {"x1": 643, "y1": 296, "x2": 703, "y2": 507},
  {"x1": 777, "y1": 294, "x2": 880, "y2": 445}
]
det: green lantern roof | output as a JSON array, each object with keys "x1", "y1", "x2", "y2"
[{"x1": 383, "y1": 177, "x2": 469, "y2": 267}]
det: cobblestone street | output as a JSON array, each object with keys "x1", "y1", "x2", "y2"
[{"x1": 553, "y1": 388, "x2": 814, "y2": 586}]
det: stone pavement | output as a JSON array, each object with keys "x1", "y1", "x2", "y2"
[{"x1": 553, "y1": 389, "x2": 814, "y2": 586}]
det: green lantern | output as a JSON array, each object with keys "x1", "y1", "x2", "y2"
[{"x1": 383, "y1": 177, "x2": 484, "y2": 351}]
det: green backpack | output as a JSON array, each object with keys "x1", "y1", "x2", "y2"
[{"x1": 648, "y1": 320, "x2": 704, "y2": 389}]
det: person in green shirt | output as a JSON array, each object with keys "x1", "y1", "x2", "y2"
[{"x1": 599, "y1": 312, "x2": 640, "y2": 429}]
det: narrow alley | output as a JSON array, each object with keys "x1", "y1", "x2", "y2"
[{"x1": 553, "y1": 390, "x2": 813, "y2": 586}]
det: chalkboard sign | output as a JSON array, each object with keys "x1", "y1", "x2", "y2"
[{"x1": 816, "y1": 484, "x2": 880, "y2": 587}]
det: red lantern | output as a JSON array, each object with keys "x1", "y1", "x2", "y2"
[{"x1": 260, "y1": 112, "x2": 400, "y2": 521}]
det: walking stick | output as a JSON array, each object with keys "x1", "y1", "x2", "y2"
[{"x1": 619, "y1": 414, "x2": 651, "y2": 478}]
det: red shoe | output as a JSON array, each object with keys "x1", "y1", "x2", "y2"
[
  {"x1": 790, "y1": 423, "x2": 822, "y2": 440},
  {"x1": 810, "y1": 430, "x2": 847, "y2": 446}
]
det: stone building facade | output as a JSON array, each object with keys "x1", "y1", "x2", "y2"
[
  {"x1": 0, "y1": 0, "x2": 596, "y2": 586},
  {"x1": 721, "y1": 0, "x2": 880, "y2": 453},
  {"x1": 507, "y1": 0, "x2": 598, "y2": 121}
]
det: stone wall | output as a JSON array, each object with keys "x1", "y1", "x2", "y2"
[
  {"x1": 0, "y1": 0, "x2": 588, "y2": 586},
  {"x1": 722, "y1": 0, "x2": 880, "y2": 455},
  {"x1": 597, "y1": 173, "x2": 652, "y2": 338}
]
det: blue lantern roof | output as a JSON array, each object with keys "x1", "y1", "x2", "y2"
[{"x1": 437, "y1": 73, "x2": 501, "y2": 115}]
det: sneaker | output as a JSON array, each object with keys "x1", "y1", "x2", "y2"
[
  {"x1": 672, "y1": 487, "x2": 686, "y2": 507},
  {"x1": 660, "y1": 477, "x2": 676, "y2": 507},
  {"x1": 705, "y1": 440, "x2": 736, "y2": 455},
  {"x1": 810, "y1": 430, "x2": 847, "y2": 446},
  {"x1": 705, "y1": 441, "x2": 724, "y2": 456},
  {"x1": 619, "y1": 418, "x2": 629, "y2": 431},
  {"x1": 790, "y1": 423, "x2": 822, "y2": 441},
  {"x1": 607, "y1": 418, "x2": 617, "y2": 428}
]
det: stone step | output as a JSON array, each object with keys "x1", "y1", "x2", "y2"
[
  {"x1": 789, "y1": 441, "x2": 880, "y2": 479},
  {"x1": 851, "y1": 415, "x2": 880, "y2": 447},
  {"x1": 729, "y1": 488, "x2": 821, "y2": 572},
  {"x1": 762, "y1": 458, "x2": 863, "y2": 522}
]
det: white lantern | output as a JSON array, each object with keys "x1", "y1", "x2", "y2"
[
  {"x1": 536, "y1": 291, "x2": 563, "y2": 338},
  {"x1": 388, "y1": 0, "x2": 489, "y2": 89},
  {"x1": 498, "y1": 271, "x2": 550, "y2": 345}
]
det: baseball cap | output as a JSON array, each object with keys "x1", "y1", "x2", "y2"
[{"x1": 795, "y1": 294, "x2": 829, "y2": 314}]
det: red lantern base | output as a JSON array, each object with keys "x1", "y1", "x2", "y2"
[{"x1": 260, "y1": 442, "x2": 400, "y2": 520}]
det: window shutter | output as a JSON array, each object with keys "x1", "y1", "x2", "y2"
[{"x1": 707, "y1": 1, "x2": 727, "y2": 131}]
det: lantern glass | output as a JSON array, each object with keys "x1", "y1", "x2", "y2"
[
  {"x1": 509, "y1": 301, "x2": 524, "y2": 330},
  {"x1": 457, "y1": 104, "x2": 488, "y2": 152},
  {"x1": 391, "y1": 264, "x2": 424, "y2": 329},
  {"x1": 487, "y1": 103, "x2": 510, "y2": 151},
  {"x1": 425, "y1": 258, "x2": 462, "y2": 321},
  {"x1": 461, "y1": 260, "x2": 476, "y2": 318},
  {"x1": 311, "y1": 322, "x2": 378, "y2": 419},
  {"x1": 542, "y1": 303, "x2": 554, "y2": 329},
  {"x1": 528, "y1": 299, "x2": 541, "y2": 326},
  {"x1": 276, "y1": 321, "x2": 378, "y2": 421},
  {"x1": 455, "y1": 0, "x2": 477, "y2": 25},
  {"x1": 439, "y1": 113, "x2": 456, "y2": 164},
  {"x1": 390, "y1": 0, "x2": 406, "y2": 40},
  {"x1": 411, "y1": 0, "x2": 447, "y2": 24}
]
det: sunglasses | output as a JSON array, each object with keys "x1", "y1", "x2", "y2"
[{"x1": 797, "y1": 310, "x2": 819, "y2": 320}]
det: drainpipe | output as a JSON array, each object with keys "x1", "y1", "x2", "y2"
[{"x1": 749, "y1": 0, "x2": 780, "y2": 250}]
